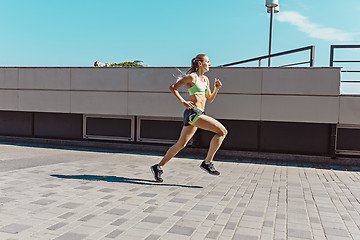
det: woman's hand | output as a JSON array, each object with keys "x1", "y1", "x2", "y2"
[
  {"x1": 214, "y1": 78, "x2": 222, "y2": 89},
  {"x1": 182, "y1": 101, "x2": 195, "y2": 109}
]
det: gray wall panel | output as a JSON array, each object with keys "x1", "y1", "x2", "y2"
[
  {"x1": 339, "y1": 96, "x2": 360, "y2": 124},
  {"x1": 129, "y1": 67, "x2": 188, "y2": 92},
  {"x1": 0, "y1": 90, "x2": 18, "y2": 110},
  {"x1": 261, "y1": 95, "x2": 339, "y2": 123},
  {"x1": 70, "y1": 91, "x2": 127, "y2": 115},
  {"x1": 206, "y1": 94, "x2": 261, "y2": 120},
  {"x1": 128, "y1": 92, "x2": 183, "y2": 117},
  {"x1": 207, "y1": 68, "x2": 262, "y2": 94},
  {"x1": 19, "y1": 90, "x2": 71, "y2": 113},
  {"x1": 0, "y1": 68, "x2": 18, "y2": 89},
  {"x1": 71, "y1": 68, "x2": 128, "y2": 91},
  {"x1": 262, "y1": 68, "x2": 340, "y2": 95},
  {"x1": 19, "y1": 68, "x2": 71, "y2": 90}
]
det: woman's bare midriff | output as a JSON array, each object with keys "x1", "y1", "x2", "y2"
[{"x1": 190, "y1": 94, "x2": 206, "y2": 110}]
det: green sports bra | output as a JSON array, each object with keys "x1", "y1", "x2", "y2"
[{"x1": 188, "y1": 73, "x2": 208, "y2": 95}]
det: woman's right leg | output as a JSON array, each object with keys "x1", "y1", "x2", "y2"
[
  {"x1": 158, "y1": 125, "x2": 198, "y2": 169},
  {"x1": 191, "y1": 115, "x2": 228, "y2": 163}
]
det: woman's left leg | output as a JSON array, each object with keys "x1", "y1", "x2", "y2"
[
  {"x1": 158, "y1": 125, "x2": 198, "y2": 168},
  {"x1": 151, "y1": 125, "x2": 197, "y2": 182}
]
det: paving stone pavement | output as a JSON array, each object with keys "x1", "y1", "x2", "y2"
[{"x1": 1, "y1": 143, "x2": 360, "y2": 240}]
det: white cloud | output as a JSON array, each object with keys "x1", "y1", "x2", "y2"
[{"x1": 276, "y1": 11, "x2": 353, "y2": 42}]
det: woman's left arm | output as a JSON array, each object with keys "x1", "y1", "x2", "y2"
[{"x1": 206, "y1": 77, "x2": 222, "y2": 103}]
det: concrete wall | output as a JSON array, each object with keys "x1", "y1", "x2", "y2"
[
  {"x1": 339, "y1": 96, "x2": 360, "y2": 125},
  {"x1": 0, "y1": 67, "x2": 341, "y2": 123}
]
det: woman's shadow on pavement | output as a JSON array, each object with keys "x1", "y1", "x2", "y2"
[{"x1": 51, "y1": 174, "x2": 203, "y2": 189}]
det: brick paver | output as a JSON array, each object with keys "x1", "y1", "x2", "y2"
[{"x1": 1, "y1": 143, "x2": 360, "y2": 239}]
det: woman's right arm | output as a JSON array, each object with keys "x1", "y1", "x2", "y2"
[{"x1": 169, "y1": 74, "x2": 194, "y2": 109}]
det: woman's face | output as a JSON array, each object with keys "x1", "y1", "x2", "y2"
[{"x1": 199, "y1": 56, "x2": 211, "y2": 72}]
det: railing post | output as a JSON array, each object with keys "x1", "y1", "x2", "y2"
[
  {"x1": 329, "y1": 45, "x2": 334, "y2": 67},
  {"x1": 310, "y1": 46, "x2": 315, "y2": 67}
]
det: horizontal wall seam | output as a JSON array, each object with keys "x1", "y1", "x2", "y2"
[
  {"x1": 0, "y1": 88, "x2": 340, "y2": 97},
  {"x1": 0, "y1": 67, "x2": 342, "y2": 69}
]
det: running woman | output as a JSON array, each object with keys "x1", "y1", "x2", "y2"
[{"x1": 151, "y1": 54, "x2": 228, "y2": 182}]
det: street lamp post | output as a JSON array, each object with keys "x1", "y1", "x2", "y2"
[{"x1": 265, "y1": 0, "x2": 279, "y2": 67}]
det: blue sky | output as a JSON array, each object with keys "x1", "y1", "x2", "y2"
[{"x1": 0, "y1": 0, "x2": 359, "y2": 68}]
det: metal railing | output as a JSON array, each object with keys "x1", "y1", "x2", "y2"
[
  {"x1": 218, "y1": 45, "x2": 315, "y2": 67},
  {"x1": 330, "y1": 45, "x2": 360, "y2": 67},
  {"x1": 330, "y1": 45, "x2": 360, "y2": 83},
  {"x1": 331, "y1": 45, "x2": 360, "y2": 156}
]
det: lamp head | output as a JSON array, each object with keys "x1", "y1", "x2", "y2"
[
  {"x1": 265, "y1": 0, "x2": 279, "y2": 8},
  {"x1": 267, "y1": 5, "x2": 279, "y2": 13}
]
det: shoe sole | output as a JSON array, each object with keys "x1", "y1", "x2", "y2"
[
  {"x1": 150, "y1": 166, "x2": 163, "y2": 182},
  {"x1": 200, "y1": 165, "x2": 220, "y2": 176}
]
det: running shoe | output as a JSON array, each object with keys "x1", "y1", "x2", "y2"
[
  {"x1": 200, "y1": 161, "x2": 220, "y2": 175},
  {"x1": 150, "y1": 164, "x2": 163, "y2": 182}
]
